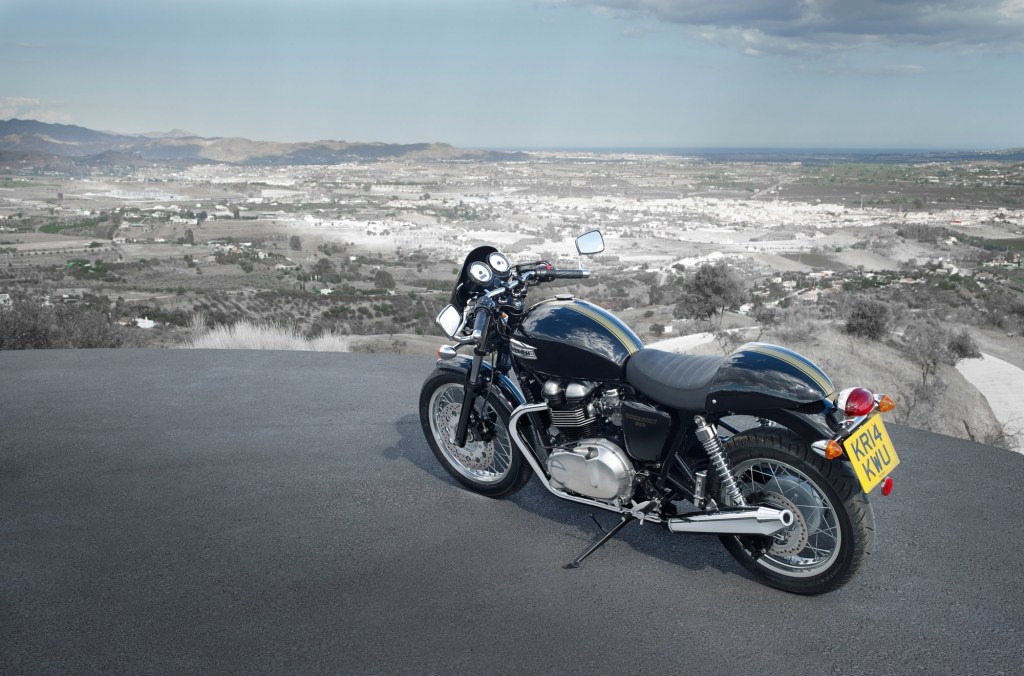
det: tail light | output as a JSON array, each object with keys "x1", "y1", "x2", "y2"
[{"x1": 837, "y1": 387, "x2": 875, "y2": 417}]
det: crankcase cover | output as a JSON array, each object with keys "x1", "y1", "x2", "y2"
[
  {"x1": 514, "y1": 298, "x2": 643, "y2": 380},
  {"x1": 708, "y1": 342, "x2": 836, "y2": 413},
  {"x1": 547, "y1": 438, "x2": 635, "y2": 501}
]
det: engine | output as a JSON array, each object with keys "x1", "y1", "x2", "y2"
[
  {"x1": 542, "y1": 379, "x2": 635, "y2": 502},
  {"x1": 547, "y1": 438, "x2": 635, "y2": 502},
  {"x1": 541, "y1": 380, "x2": 621, "y2": 440}
]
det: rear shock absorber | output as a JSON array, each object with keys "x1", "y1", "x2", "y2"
[{"x1": 694, "y1": 416, "x2": 747, "y2": 507}]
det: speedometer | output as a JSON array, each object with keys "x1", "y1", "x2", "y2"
[
  {"x1": 487, "y1": 252, "x2": 511, "y2": 277},
  {"x1": 468, "y1": 261, "x2": 493, "y2": 285}
]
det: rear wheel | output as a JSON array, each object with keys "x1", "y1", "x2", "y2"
[
  {"x1": 419, "y1": 369, "x2": 531, "y2": 498},
  {"x1": 709, "y1": 428, "x2": 874, "y2": 595}
]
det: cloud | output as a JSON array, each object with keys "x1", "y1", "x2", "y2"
[
  {"x1": 877, "y1": 63, "x2": 928, "y2": 75},
  {"x1": 559, "y1": 0, "x2": 1024, "y2": 53},
  {"x1": 0, "y1": 97, "x2": 73, "y2": 124}
]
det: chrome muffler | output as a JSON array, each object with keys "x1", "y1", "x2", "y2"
[{"x1": 667, "y1": 506, "x2": 794, "y2": 536}]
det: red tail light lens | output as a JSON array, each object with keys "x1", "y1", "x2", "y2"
[{"x1": 838, "y1": 387, "x2": 875, "y2": 417}]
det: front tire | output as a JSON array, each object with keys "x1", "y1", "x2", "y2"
[
  {"x1": 418, "y1": 369, "x2": 531, "y2": 498},
  {"x1": 709, "y1": 428, "x2": 874, "y2": 595}
]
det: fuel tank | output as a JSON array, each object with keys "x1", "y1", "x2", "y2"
[
  {"x1": 707, "y1": 342, "x2": 836, "y2": 413},
  {"x1": 512, "y1": 298, "x2": 643, "y2": 380}
]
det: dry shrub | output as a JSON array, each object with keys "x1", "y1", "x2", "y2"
[{"x1": 185, "y1": 318, "x2": 350, "y2": 352}]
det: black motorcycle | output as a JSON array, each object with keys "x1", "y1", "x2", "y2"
[{"x1": 418, "y1": 230, "x2": 900, "y2": 594}]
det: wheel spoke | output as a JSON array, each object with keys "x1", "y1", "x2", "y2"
[
  {"x1": 732, "y1": 456, "x2": 843, "y2": 576},
  {"x1": 428, "y1": 382, "x2": 512, "y2": 485}
]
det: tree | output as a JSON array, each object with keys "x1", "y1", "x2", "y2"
[
  {"x1": 902, "y1": 323, "x2": 981, "y2": 385},
  {"x1": 946, "y1": 329, "x2": 981, "y2": 366},
  {"x1": 312, "y1": 257, "x2": 335, "y2": 281},
  {"x1": 196, "y1": 211, "x2": 208, "y2": 226},
  {"x1": 672, "y1": 261, "x2": 744, "y2": 325},
  {"x1": 844, "y1": 298, "x2": 890, "y2": 340},
  {"x1": 752, "y1": 303, "x2": 778, "y2": 340},
  {"x1": 374, "y1": 269, "x2": 396, "y2": 290},
  {"x1": 903, "y1": 323, "x2": 949, "y2": 384},
  {"x1": 289, "y1": 235, "x2": 301, "y2": 251},
  {"x1": 184, "y1": 228, "x2": 194, "y2": 245}
]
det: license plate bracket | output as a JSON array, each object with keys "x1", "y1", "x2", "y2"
[{"x1": 842, "y1": 414, "x2": 900, "y2": 493}]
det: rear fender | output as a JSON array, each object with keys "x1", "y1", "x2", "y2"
[{"x1": 750, "y1": 408, "x2": 835, "y2": 441}]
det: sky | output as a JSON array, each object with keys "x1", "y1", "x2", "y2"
[{"x1": 1, "y1": 0, "x2": 1022, "y2": 150}]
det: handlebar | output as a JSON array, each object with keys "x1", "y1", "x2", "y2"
[
  {"x1": 550, "y1": 268, "x2": 589, "y2": 279},
  {"x1": 451, "y1": 265, "x2": 590, "y2": 346},
  {"x1": 534, "y1": 266, "x2": 590, "y2": 282},
  {"x1": 470, "y1": 307, "x2": 489, "y2": 341}
]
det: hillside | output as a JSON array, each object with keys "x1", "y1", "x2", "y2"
[
  {"x1": 678, "y1": 321, "x2": 1012, "y2": 449},
  {"x1": 0, "y1": 119, "x2": 525, "y2": 166}
]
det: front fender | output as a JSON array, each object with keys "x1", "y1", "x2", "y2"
[
  {"x1": 434, "y1": 356, "x2": 526, "y2": 410},
  {"x1": 435, "y1": 356, "x2": 548, "y2": 461}
]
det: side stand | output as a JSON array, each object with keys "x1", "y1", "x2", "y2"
[{"x1": 562, "y1": 514, "x2": 635, "y2": 569}]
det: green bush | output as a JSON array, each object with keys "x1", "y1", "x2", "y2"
[
  {"x1": 0, "y1": 301, "x2": 134, "y2": 350},
  {"x1": 844, "y1": 298, "x2": 891, "y2": 340}
]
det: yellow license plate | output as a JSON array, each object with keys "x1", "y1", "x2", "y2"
[{"x1": 842, "y1": 414, "x2": 900, "y2": 493}]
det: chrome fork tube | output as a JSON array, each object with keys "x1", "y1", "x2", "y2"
[{"x1": 694, "y1": 416, "x2": 747, "y2": 508}]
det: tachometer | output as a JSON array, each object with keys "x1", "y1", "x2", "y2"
[{"x1": 487, "y1": 252, "x2": 511, "y2": 277}]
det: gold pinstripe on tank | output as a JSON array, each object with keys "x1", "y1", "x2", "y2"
[{"x1": 563, "y1": 303, "x2": 642, "y2": 354}]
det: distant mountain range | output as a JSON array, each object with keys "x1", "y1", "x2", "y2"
[
  {"x1": 0, "y1": 119, "x2": 525, "y2": 167},
  {"x1": 2, "y1": 119, "x2": 1021, "y2": 168}
]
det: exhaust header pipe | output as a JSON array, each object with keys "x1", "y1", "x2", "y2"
[{"x1": 667, "y1": 506, "x2": 794, "y2": 536}]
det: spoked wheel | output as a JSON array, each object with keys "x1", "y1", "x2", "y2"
[
  {"x1": 710, "y1": 429, "x2": 874, "y2": 595},
  {"x1": 418, "y1": 369, "x2": 531, "y2": 498}
]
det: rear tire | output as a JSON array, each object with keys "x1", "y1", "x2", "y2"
[
  {"x1": 419, "y1": 369, "x2": 531, "y2": 498},
  {"x1": 709, "y1": 428, "x2": 874, "y2": 595}
]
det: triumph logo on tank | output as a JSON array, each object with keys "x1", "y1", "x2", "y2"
[{"x1": 509, "y1": 339, "x2": 538, "y2": 360}]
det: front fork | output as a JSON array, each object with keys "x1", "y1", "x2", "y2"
[{"x1": 453, "y1": 310, "x2": 493, "y2": 447}]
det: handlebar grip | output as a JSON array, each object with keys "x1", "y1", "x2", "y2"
[
  {"x1": 551, "y1": 269, "x2": 589, "y2": 279},
  {"x1": 472, "y1": 308, "x2": 489, "y2": 336}
]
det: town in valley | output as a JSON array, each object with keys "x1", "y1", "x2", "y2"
[{"x1": 2, "y1": 131, "x2": 1023, "y2": 448}]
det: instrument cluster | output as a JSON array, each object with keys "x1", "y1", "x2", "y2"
[{"x1": 468, "y1": 251, "x2": 512, "y2": 287}]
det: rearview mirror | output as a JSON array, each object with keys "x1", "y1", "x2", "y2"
[
  {"x1": 575, "y1": 230, "x2": 604, "y2": 256},
  {"x1": 436, "y1": 304, "x2": 463, "y2": 339}
]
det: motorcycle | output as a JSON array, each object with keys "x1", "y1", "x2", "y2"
[{"x1": 418, "y1": 230, "x2": 900, "y2": 594}]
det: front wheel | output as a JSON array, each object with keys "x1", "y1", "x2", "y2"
[
  {"x1": 709, "y1": 429, "x2": 875, "y2": 595},
  {"x1": 418, "y1": 369, "x2": 531, "y2": 498}
]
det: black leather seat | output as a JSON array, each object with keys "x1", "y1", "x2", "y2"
[{"x1": 625, "y1": 348, "x2": 724, "y2": 411}]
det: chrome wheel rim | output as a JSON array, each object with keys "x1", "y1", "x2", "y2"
[
  {"x1": 730, "y1": 458, "x2": 842, "y2": 577},
  {"x1": 428, "y1": 383, "x2": 512, "y2": 484}
]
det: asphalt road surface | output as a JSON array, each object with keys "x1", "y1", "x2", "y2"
[{"x1": 2, "y1": 349, "x2": 1023, "y2": 675}]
